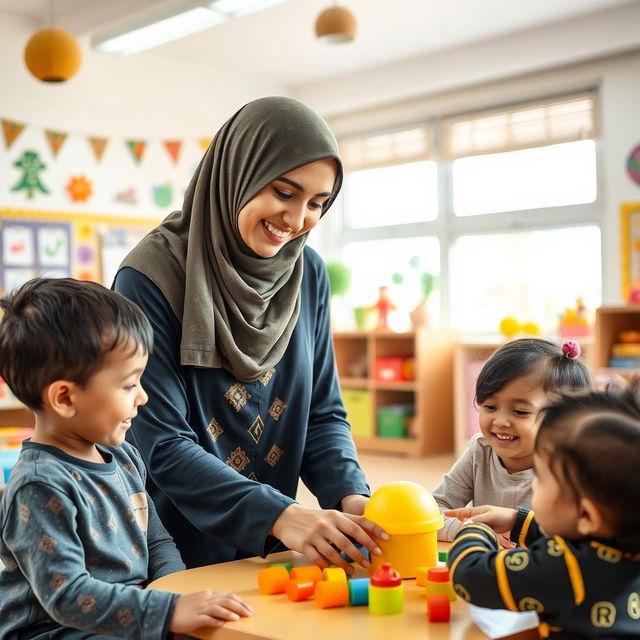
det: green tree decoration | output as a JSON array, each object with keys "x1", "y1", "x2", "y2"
[{"x1": 12, "y1": 150, "x2": 49, "y2": 199}]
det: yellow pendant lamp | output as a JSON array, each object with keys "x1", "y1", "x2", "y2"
[
  {"x1": 24, "y1": 1, "x2": 82, "y2": 82},
  {"x1": 315, "y1": 3, "x2": 357, "y2": 44}
]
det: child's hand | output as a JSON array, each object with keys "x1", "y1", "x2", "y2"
[
  {"x1": 169, "y1": 590, "x2": 253, "y2": 633},
  {"x1": 270, "y1": 504, "x2": 388, "y2": 575},
  {"x1": 444, "y1": 505, "x2": 517, "y2": 534}
]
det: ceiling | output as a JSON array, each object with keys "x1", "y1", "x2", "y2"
[{"x1": 0, "y1": 0, "x2": 636, "y2": 86}]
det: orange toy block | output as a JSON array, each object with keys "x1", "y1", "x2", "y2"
[
  {"x1": 257, "y1": 566, "x2": 289, "y2": 595},
  {"x1": 315, "y1": 580, "x2": 349, "y2": 609},
  {"x1": 426, "y1": 594, "x2": 450, "y2": 622},
  {"x1": 290, "y1": 565, "x2": 323, "y2": 583},
  {"x1": 286, "y1": 579, "x2": 316, "y2": 602}
]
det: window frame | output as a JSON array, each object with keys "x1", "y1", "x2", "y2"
[{"x1": 330, "y1": 99, "x2": 603, "y2": 331}]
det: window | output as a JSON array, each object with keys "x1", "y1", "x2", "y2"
[{"x1": 330, "y1": 91, "x2": 600, "y2": 334}]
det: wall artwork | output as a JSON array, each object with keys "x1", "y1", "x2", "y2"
[{"x1": 620, "y1": 202, "x2": 640, "y2": 301}]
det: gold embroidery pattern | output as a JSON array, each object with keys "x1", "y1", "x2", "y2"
[
  {"x1": 77, "y1": 594, "x2": 96, "y2": 613},
  {"x1": 454, "y1": 584, "x2": 471, "y2": 601},
  {"x1": 505, "y1": 551, "x2": 529, "y2": 571},
  {"x1": 207, "y1": 417, "x2": 224, "y2": 441},
  {"x1": 247, "y1": 415, "x2": 265, "y2": 444},
  {"x1": 117, "y1": 610, "x2": 135, "y2": 627},
  {"x1": 46, "y1": 496, "x2": 64, "y2": 514},
  {"x1": 268, "y1": 398, "x2": 287, "y2": 421},
  {"x1": 546, "y1": 539, "x2": 563, "y2": 557},
  {"x1": 19, "y1": 504, "x2": 30, "y2": 522},
  {"x1": 265, "y1": 445, "x2": 283, "y2": 468},
  {"x1": 591, "y1": 601, "x2": 616, "y2": 627},
  {"x1": 225, "y1": 383, "x2": 251, "y2": 412},
  {"x1": 628, "y1": 593, "x2": 640, "y2": 619},
  {"x1": 50, "y1": 573, "x2": 67, "y2": 591},
  {"x1": 248, "y1": 472, "x2": 258, "y2": 481},
  {"x1": 38, "y1": 534, "x2": 57, "y2": 554},
  {"x1": 226, "y1": 446, "x2": 250, "y2": 473},
  {"x1": 259, "y1": 368, "x2": 276, "y2": 386}
]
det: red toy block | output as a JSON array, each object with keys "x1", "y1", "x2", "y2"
[{"x1": 427, "y1": 594, "x2": 450, "y2": 622}]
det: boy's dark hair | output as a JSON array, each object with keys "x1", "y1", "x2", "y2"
[
  {"x1": 536, "y1": 380, "x2": 640, "y2": 551},
  {"x1": 475, "y1": 337, "x2": 593, "y2": 405},
  {"x1": 0, "y1": 278, "x2": 153, "y2": 411}
]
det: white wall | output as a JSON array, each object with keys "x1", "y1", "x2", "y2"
[{"x1": 291, "y1": 2, "x2": 640, "y2": 306}]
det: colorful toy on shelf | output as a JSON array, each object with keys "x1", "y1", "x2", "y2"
[
  {"x1": 373, "y1": 356, "x2": 414, "y2": 382},
  {"x1": 627, "y1": 284, "x2": 640, "y2": 304},
  {"x1": 368, "y1": 563, "x2": 404, "y2": 615},
  {"x1": 368, "y1": 286, "x2": 397, "y2": 331},
  {"x1": 499, "y1": 316, "x2": 542, "y2": 338},
  {"x1": 363, "y1": 481, "x2": 443, "y2": 579},
  {"x1": 609, "y1": 330, "x2": 640, "y2": 369},
  {"x1": 558, "y1": 296, "x2": 593, "y2": 337},
  {"x1": 426, "y1": 594, "x2": 451, "y2": 623}
]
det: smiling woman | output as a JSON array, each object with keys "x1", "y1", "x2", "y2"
[{"x1": 113, "y1": 97, "x2": 385, "y2": 572}]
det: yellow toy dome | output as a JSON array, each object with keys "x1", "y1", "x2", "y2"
[{"x1": 364, "y1": 481, "x2": 443, "y2": 535}]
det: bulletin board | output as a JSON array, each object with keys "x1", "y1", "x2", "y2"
[
  {"x1": 620, "y1": 202, "x2": 640, "y2": 300},
  {"x1": 0, "y1": 208, "x2": 159, "y2": 294}
]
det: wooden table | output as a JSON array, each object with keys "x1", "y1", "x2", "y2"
[{"x1": 148, "y1": 549, "x2": 489, "y2": 640}]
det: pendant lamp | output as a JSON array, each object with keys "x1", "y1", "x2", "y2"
[
  {"x1": 24, "y1": 1, "x2": 82, "y2": 82},
  {"x1": 315, "y1": 3, "x2": 357, "y2": 44}
]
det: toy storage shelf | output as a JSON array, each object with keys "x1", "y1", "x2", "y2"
[
  {"x1": 333, "y1": 329, "x2": 456, "y2": 458},
  {"x1": 595, "y1": 305, "x2": 640, "y2": 380}
]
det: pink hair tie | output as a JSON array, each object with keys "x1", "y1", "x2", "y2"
[{"x1": 562, "y1": 340, "x2": 581, "y2": 359}]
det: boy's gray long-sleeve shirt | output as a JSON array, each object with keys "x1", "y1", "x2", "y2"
[
  {"x1": 0, "y1": 440, "x2": 184, "y2": 640},
  {"x1": 432, "y1": 433, "x2": 534, "y2": 541}
]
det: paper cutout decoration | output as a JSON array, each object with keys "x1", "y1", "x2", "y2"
[
  {"x1": 45, "y1": 129, "x2": 68, "y2": 157},
  {"x1": 627, "y1": 143, "x2": 640, "y2": 186},
  {"x1": 115, "y1": 187, "x2": 137, "y2": 204},
  {"x1": 11, "y1": 150, "x2": 49, "y2": 198},
  {"x1": 37, "y1": 226, "x2": 69, "y2": 267},
  {"x1": 198, "y1": 137, "x2": 211, "y2": 152},
  {"x1": 66, "y1": 175, "x2": 93, "y2": 202},
  {"x1": 1, "y1": 119, "x2": 25, "y2": 149},
  {"x1": 163, "y1": 140, "x2": 182, "y2": 165},
  {"x1": 126, "y1": 139, "x2": 146, "y2": 164},
  {"x1": 152, "y1": 183, "x2": 173, "y2": 207},
  {"x1": 87, "y1": 136, "x2": 108, "y2": 162},
  {"x1": 2, "y1": 225, "x2": 35, "y2": 266}
]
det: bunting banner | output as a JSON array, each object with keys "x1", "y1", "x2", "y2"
[
  {"x1": 1, "y1": 119, "x2": 25, "y2": 149},
  {"x1": 163, "y1": 140, "x2": 182, "y2": 164},
  {"x1": 45, "y1": 130, "x2": 68, "y2": 157},
  {"x1": 126, "y1": 139, "x2": 146, "y2": 164},
  {"x1": 198, "y1": 137, "x2": 211, "y2": 152},
  {"x1": 87, "y1": 136, "x2": 108, "y2": 162}
]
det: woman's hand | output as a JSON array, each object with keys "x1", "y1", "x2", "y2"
[
  {"x1": 170, "y1": 590, "x2": 253, "y2": 633},
  {"x1": 271, "y1": 504, "x2": 388, "y2": 574},
  {"x1": 444, "y1": 505, "x2": 517, "y2": 534},
  {"x1": 340, "y1": 493, "x2": 368, "y2": 515}
]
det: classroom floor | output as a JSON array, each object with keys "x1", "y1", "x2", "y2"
[{"x1": 296, "y1": 451, "x2": 455, "y2": 508}]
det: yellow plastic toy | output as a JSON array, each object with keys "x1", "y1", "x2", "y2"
[
  {"x1": 499, "y1": 316, "x2": 542, "y2": 338},
  {"x1": 363, "y1": 481, "x2": 443, "y2": 579}
]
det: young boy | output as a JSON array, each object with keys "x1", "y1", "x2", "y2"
[
  {"x1": 0, "y1": 278, "x2": 252, "y2": 639},
  {"x1": 445, "y1": 383, "x2": 640, "y2": 638}
]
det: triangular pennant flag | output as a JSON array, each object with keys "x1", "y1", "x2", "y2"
[
  {"x1": 163, "y1": 140, "x2": 182, "y2": 164},
  {"x1": 87, "y1": 136, "x2": 108, "y2": 162},
  {"x1": 45, "y1": 129, "x2": 68, "y2": 157},
  {"x1": 126, "y1": 139, "x2": 146, "y2": 164},
  {"x1": 198, "y1": 137, "x2": 211, "y2": 152},
  {"x1": 1, "y1": 119, "x2": 25, "y2": 149}
]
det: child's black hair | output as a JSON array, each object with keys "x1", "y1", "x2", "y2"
[
  {"x1": 475, "y1": 337, "x2": 593, "y2": 405},
  {"x1": 0, "y1": 277, "x2": 153, "y2": 411},
  {"x1": 536, "y1": 380, "x2": 640, "y2": 552}
]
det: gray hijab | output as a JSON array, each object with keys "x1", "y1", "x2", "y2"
[{"x1": 119, "y1": 96, "x2": 343, "y2": 381}]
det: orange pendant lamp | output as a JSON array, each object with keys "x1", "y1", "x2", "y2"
[
  {"x1": 24, "y1": 1, "x2": 82, "y2": 82},
  {"x1": 315, "y1": 2, "x2": 357, "y2": 44}
]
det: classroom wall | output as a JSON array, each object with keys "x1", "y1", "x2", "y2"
[{"x1": 291, "y1": 2, "x2": 640, "y2": 306}]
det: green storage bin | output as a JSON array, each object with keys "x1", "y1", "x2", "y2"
[{"x1": 377, "y1": 404, "x2": 414, "y2": 438}]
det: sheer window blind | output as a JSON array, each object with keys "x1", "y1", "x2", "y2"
[
  {"x1": 442, "y1": 93, "x2": 596, "y2": 160},
  {"x1": 339, "y1": 125, "x2": 432, "y2": 172}
]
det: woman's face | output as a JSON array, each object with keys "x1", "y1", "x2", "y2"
[{"x1": 237, "y1": 158, "x2": 337, "y2": 258}]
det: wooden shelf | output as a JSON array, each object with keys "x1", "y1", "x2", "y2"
[
  {"x1": 595, "y1": 305, "x2": 640, "y2": 381},
  {"x1": 333, "y1": 328, "x2": 456, "y2": 458}
]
